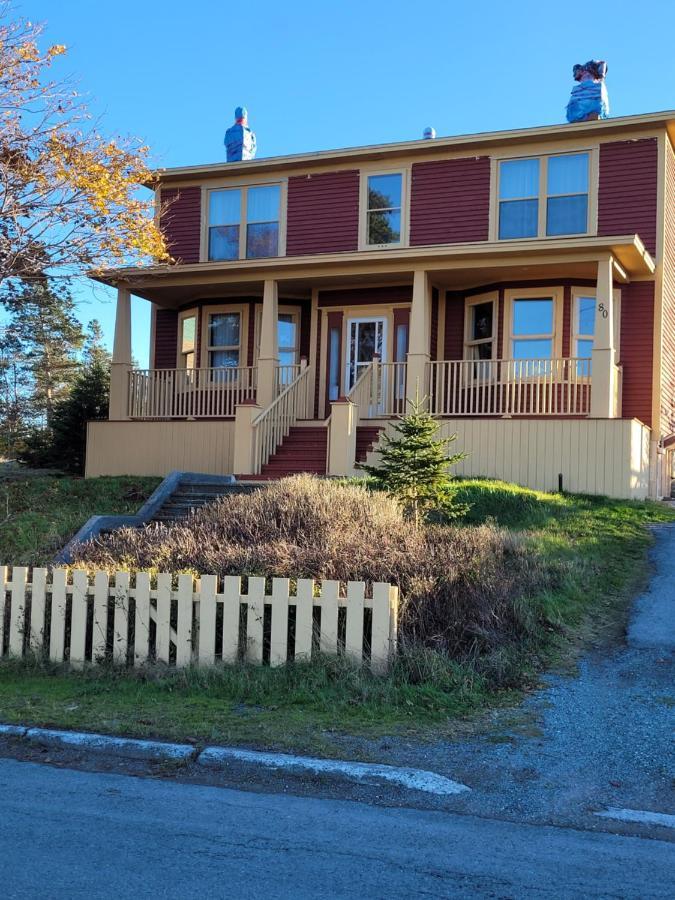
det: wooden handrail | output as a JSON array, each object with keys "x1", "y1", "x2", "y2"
[
  {"x1": 128, "y1": 367, "x2": 256, "y2": 419},
  {"x1": 251, "y1": 364, "x2": 314, "y2": 474}
]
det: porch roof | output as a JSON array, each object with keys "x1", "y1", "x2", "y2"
[{"x1": 95, "y1": 234, "x2": 654, "y2": 308}]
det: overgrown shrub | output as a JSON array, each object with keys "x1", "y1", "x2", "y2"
[{"x1": 74, "y1": 475, "x2": 564, "y2": 669}]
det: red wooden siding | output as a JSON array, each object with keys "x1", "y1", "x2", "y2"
[
  {"x1": 286, "y1": 170, "x2": 360, "y2": 256},
  {"x1": 318, "y1": 285, "x2": 412, "y2": 307},
  {"x1": 597, "y1": 139, "x2": 658, "y2": 257},
  {"x1": 444, "y1": 292, "x2": 464, "y2": 359},
  {"x1": 154, "y1": 308, "x2": 179, "y2": 368},
  {"x1": 299, "y1": 300, "x2": 312, "y2": 361},
  {"x1": 661, "y1": 142, "x2": 675, "y2": 434},
  {"x1": 159, "y1": 187, "x2": 201, "y2": 264},
  {"x1": 410, "y1": 157, "x2": 491, "y2": 246},
  {"x1": 430, "y1": 288, "x2": 439, "y2": 360},
  {"x1": 619, "y1": 281, "x2": 654, "y2": 426}
]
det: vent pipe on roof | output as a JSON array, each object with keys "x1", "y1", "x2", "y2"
[
  {"x1": 423, "y1": 126, "x2": 436, "y2": 140},
  {"x1": 225, "y1": 106, "x2": 257, "y2": 161}
]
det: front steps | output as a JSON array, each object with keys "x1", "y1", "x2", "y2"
[
  {"x1": 356, "y1": 425, "x2": 383, "y2": 463},
  {"x1": 152, "y1": 478, "x2": 256, "y2": 524},
  {"x1": 251, "y1": 426, "x2": 328, "y2": 480}
]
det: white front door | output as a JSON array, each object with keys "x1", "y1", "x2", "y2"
[{"x1": 345, "y1": 317, "x2": 388, "y2": 394}]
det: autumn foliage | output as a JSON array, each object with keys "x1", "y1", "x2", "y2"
[{"x1": 0, "y1": 5, "x2": 169, "y2": 287}]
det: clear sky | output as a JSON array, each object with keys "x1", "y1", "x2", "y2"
[{"x1": 22, "y1": 0, "x2": 675, "y2": 366}]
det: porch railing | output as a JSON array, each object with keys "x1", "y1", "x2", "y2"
[
  {"x1": 427, "y1": 358, "x2": 592, "y2": 417},
  {"x1": 251, "y1": 364, "x2": 314, "y2": 474},
  {"x1": 128, "y1": 367, "x2": 257, "y2": 419},
  {"x1": 346, "y1": 359, "x2": 408, "y2": 419}
]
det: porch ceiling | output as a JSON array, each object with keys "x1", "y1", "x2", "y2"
[{"x1": 101, "y1": 234, "x2": 653, "y2": 308}]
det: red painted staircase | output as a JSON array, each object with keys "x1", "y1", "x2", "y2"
[
  {"x1": 356, "y1": 425, "x2": 383, "y2": 462},
  {"x1": 247, "y1": 426, "x2": 328, "y2": 480}
]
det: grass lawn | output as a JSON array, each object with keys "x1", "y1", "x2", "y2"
[
  {"x1": 0, "y1": 474, "x2": 160, "y2": 566},
  {"x1": 0, "y1": 478, "x2": 673, "y2": 752}
]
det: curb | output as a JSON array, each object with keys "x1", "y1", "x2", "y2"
[{"x1": 0, "y1": 723, "x2": 471, "y2": 795}]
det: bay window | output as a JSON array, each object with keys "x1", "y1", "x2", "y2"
[
  {"x1": 498, "y1": 152, "x2": 590, "y2": 240},
  {"x1": 178, "y1": 311, "x2": 197, "y2": 369},
  {"x1": 506, "y1": 288, "x2": 563, "y2": 363},
  {"x1": 464, "y1": 295, "x2": 496, "y2": 361},
  {"x1": 207, "y1": 311, "x2": 241, "y2": 369},
  {"x1": 571, "y1": 288, "x2": 621, "y2": 375}
]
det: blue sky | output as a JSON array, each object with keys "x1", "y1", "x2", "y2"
[{"x1": 23, "y1": 0, "x2": 675, "y2": 365}]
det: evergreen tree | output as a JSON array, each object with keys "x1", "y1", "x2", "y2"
[
  {"x1": 359, "y1": 400, "x2": 466, "y2": 526},
  {"x1": 2, "y1": 279, "x2": 84, "y2": 426}
]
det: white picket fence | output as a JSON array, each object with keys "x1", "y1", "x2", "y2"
[{"x1": 0, "y1": 567, "x2": 399, "y2": 674}]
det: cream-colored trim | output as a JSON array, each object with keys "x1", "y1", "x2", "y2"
[
  {"x1": 150, "y1": 113, "x2": 671, "y2": 185},
  {"x1": 463, "y1": 291, "x2": 499, "y2": 360},
  {"x1": 503, "y1": 286, "x2": 564, "y2": 358},
  {"x1": 571, "y1": 286, "x2": 621, "y2": 359},
  {"x1": 149, "y1": 303, "x2": 157, "y2": 368},
  {"x1": 318, "y1": 307, "x2": 328, "y2": 418},
  {"x1": 101, "y1": 234, "x2": 656, "y2": 292},
  {"x1": 199, "y1": 303, "x2": 248, "y2": 369},
  {"x1": 358, "y1": 165, "x2": 410, "y2": 251},
  {"x1": 491, "y1": 148, "x2": 598, "y2": 242},
  {"x1": 652, "y1": 132, "x2": 668, "y2": 437},
  {"x1": 201, "y1": 180, "x2": 287, "y2": 264},
  {"x1": 436, "y1": 288, "x2": 446, "y2": 362},
  {"x1": 176, "y1": 307, "x2": 198, "y2": 369},
  {"x1": 252, "y1": 303, "x2": 300, "y2": 365}
]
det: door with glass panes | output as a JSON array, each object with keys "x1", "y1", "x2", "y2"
[{"x1": 345, "y1": 317, "x2": 388, "y2": 411}]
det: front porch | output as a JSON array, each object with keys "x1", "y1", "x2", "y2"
[{"x1": 91, "y1": 247, "x2": 654, "y2": 495}]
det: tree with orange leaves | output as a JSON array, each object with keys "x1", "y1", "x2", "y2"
[{"x1": 0, "y1": 4, "x2": 169, "y2": 291}]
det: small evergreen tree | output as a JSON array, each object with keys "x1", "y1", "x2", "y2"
[{"x1": 359, "y1": 400, "x2": 466, "y2": 526}]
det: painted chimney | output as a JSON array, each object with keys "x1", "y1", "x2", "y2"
[
  {"x1": 224, "y1": 106, "x2": 257, "y2": 161},
  {"x1": 566, "y1": 61, "x2": 609, "y2": 123}
]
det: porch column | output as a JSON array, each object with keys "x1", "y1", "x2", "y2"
[
  {"x1": 256, "y1": 279, "x2": 278, "y2": 409},
  {"x1": 406, "y1": 270, "x2": 431, "y2": 408},
  {"x1": 590, "y1": 256, "x2": 618, "y2": 418},
  {"x1": 109, "y1": 286, "x2": 132, "y2": 420},
  {"x1": 327, "y1": 398, "x2": 357, "y2": 476}
]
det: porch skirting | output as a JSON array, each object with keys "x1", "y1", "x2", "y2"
[
  {"x1": 362, "y1": 417, "x2": 652, "y2": 500},
  {"x1": 85, "y1": 420, "x2": 236, "y2": 478}
]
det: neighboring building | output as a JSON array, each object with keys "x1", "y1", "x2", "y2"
[{"x1": 87, "y1": 110, "x2": 675, "y2": 499}]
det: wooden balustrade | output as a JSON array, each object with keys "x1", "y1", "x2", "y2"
[
  {"x1": 128, "y1": 367, "x2": 257, "y2": 419},
  {"x1": 251, "y1": 364, "x2": 314, "y2": 474},
  {"x1": 427, "y1": 358, "x2": 592, "y2": 417}
]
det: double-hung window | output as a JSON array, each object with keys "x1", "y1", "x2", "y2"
[
  {"x1": 465, "y1": 295, "x2": 497, "y2": 361},
  {"x1": 208, "y1": 184, "x2": 281, "y2": 261},
  {"x1": 364, "y1": 172, "x2": 403, "y2": 247},
  {"x1": 207, "y1": 311, "x2": 241, "y2": 370},
  {"x1": 498, "y1": 153, "x2": 590, "y2": 239},
  {"x1": 511, "y1": 298, "x2": 555, "y2": 359},
  {"x1": 571, "y1": 288, "x2": 621, "y2": 376},
  {"x1": 178, "y1": 312, "x2": 197, "y2": 369}
]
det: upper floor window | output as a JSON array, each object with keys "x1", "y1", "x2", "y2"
[
  {"x1": 363, "y1": 172, "x2": 404, "y2": 247},
  {"x1": 208, "y1": 184, "x2": 281, "y2": 261},
  {"x1": 498, "y1": 153, "x2": 589, "y2": 240}
]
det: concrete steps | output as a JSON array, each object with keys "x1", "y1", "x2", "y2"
[{"x1": 152, "y1": 479, "x2": 257, "y2": 524}]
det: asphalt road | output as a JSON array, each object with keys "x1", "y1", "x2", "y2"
[{"x1": 0, "y1": 756, "x2": 673, "y2": 900}]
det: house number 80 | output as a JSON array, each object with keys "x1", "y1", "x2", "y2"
[{"x1": 598, "y1": 303, "x2": 609, "y2": 319}]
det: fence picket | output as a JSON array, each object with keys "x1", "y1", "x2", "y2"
[
  {"x1": 198, "y1": 574, "x2": 218, "y2": 666},
  {"x1": 49, "y1": 569, "x2": 67, "y2": 663},
  {"x1": 92, "y1": 571, "x2": 109, "y2": 662},
  {"x1": 9, "y1": 566, "x2": 27, "y2": 657},
  {"x1": 155, "y1": 573, "x2": 172, "y2": 664},
  {"x1": 270, "y1": 578, "x2": 289, "y2": 667},
  {"x1": 69, "y1": 570, "x2": 89, "y2": 668},
  {"x1": 295, "y1": 578, "x2": 314, "y2": 660},
  {"x1": 175, "y1": 574, "x2": 194, "y2": 667},
  {"x1": 134, "y1": 572, "x2": 151, "y2": 666},
  {"x1": 246, "y1": 576, "x2": 265, "y2": 664},
  {"x1": 222, "y1": 576, "x2": 241, "y2": 664},
  {"x1": 345, "y1": 581, "x2": 365, "y2": 664},
  {"x1": 371, "y1": 583, "x2": 394, "y2": 675},
  {"x1": 30, "y1": 567, "x2": 47, "y2": 655},
  {"x1": 113, "y1": 572, "x2": 130, "y2": 666},
  {"x1": 319, "y1": 580, "x2": 339, "y2": 656}
]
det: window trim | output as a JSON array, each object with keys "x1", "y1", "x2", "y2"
[
  {"x1": 571, "y1": 286, "x2": 622, "y2": 360},
  {"x1": 503, "y1": 287, "x2": 564, "y2": 360},
  {"x1": 176, "y1": 308, "x2": 198, "y2": 369},
  {"x1": 463, "y1": 292, "x2": 498, "y2": 361},
  {"x1": 358, "y1": 167, "x2": 409, "y2": 251},
  {"x1": 491, "y1": 149, "x2": 597, "y2": 242},
  {"x1": 253, "y1": 304, "x2": 301, "y2": 366},
  {"x1": 201, "y1": 178, "x2": 287, "y2": 262},
  {"x1": 199, "y1": 303, "x2": 248, "y2": 371}
]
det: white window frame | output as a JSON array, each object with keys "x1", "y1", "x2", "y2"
[
  {"x1": 344, "y1": 315, "x2": 389, "y2": 394},
  {"x1": 200, "y1": 304, "x2": 248, "y2": 371},
  {"x1": 177, "y1": 308, "x2": 198, "y2": 370},
  {"x1": 571, "y1": 286, "x2": 622, "y2": 359},
  {"x1": 492, "y1": 150, "x2": 597, "y2": 242},
  {"x1": 504, "y1": 287, "x2": 564, "y2": 360},
  {"x1": 463, "y1": 292, "x2": 498, "y2": 361},
  {"x1": 359, "y1": 168, "x2": 409, "y2": 251},
  {"x1": 202, "y1": 179, "x2": 287, "y2": 262}
]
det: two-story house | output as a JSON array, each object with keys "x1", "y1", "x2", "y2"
[{"x1": 86, "y1": 110, "x2": 675, "y2": 499}]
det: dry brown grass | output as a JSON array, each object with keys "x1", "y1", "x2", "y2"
[{"x1": 73, "y1": 475, "x2": 558, "y2": 663}]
